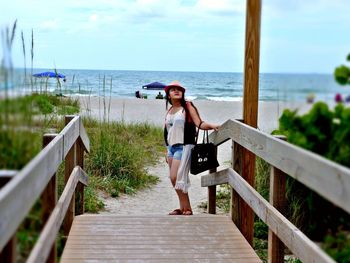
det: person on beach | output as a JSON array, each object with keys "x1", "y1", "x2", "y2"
[{"x1": 164, "y1": 81, "x2": 220, "y2": 216}]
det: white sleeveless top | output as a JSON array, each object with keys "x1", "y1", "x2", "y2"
[{"x1": 165, "y1": 108, "x2": 185, "y2": 146}]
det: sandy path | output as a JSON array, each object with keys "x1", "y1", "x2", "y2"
[
  {"x1": 98, "y1": 141, "x2": 232, "y2": 215},
  {"x1": 98, "y1": 161, "x2": 208, "y2": 215},
  {"x1": 84, "y1": 98, "x2": 312, "y2": 215}
]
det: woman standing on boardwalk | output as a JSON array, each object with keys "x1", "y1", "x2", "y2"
[{"x1": 164, "y1": 81, "x2": 219, "y2": 215}]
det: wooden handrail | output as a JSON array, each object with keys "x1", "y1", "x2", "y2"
[
  {"x1": 0, "y1": 170, "x2": 17, "y2": 188},
  {"x1": 79, "y1": 117, "x2": 90, "y2": 153},
  {"x1": 209, "y1": 119, "x2": 350, "y2": 214},
  {"x1": 27, "y1": 167, "x2": 88, "y2": 263},
  {"x1": 0, "y1": 116, "x2": 89, "y2": 252},
  {"x1": 201, "y1": 168, "x2": 336, "y2": 263}
]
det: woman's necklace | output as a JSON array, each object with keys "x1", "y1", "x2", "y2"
[{"x1": 170, "y1": 105, "x2": 182, "y2": 115}]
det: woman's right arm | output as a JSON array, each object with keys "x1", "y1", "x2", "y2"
[{"x1": 187, "y1": 103, "x2": 220, "y2": 131}]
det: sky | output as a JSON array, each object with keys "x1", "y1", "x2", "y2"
[{"x1": 1, "y1": 0, "x2": 350, "y2": 73}]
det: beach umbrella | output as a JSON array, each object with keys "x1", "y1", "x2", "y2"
[
  {"x1": 33, "y1": 71, "x2": 65, "y2": 79},
  {"x1": 142, "y1": 81, "x2": 166, "y2": 90}
]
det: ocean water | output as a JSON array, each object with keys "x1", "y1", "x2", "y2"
[{"x1": 6, "y1": 69, "x2": 350, "y2": 102}]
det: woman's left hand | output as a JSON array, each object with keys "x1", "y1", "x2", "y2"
[{"x1": 212, "y1": 125, "x2": 220, "y2": 131}]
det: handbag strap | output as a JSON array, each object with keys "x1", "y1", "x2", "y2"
[
  {"x1": 203, "y1": 130, "x2": 209, "y2": 144},
  {"x1": 195, "y1": 121, "x2": 204, "y2": 144}
]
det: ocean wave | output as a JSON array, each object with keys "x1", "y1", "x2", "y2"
[
  {"x1": 206, "y1": 96, "x2": 242, "y2": 102},
  {"x1": 185, "y1": 96, "x2": 197, "y2": 101}
]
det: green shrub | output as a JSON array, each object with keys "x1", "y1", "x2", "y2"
[
  {"x1": 334, "y1": 54, "x2": 350, "y2": 85},
  {"x1": 84, "y1": 120, "x2": 163, "y2": 209},
  {"x1": 323, "y1": 230, "x2": 350, "y2": 263},
  {"x1": 273, "y1": 102, "x2": 350, "y2": 240}
]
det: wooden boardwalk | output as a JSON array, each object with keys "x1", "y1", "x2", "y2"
[{"x1": 61, "y1": 214, "x2": 261, "y2": 262}]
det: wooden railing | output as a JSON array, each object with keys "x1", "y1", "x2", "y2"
[
  {"x1": 203, "y1": 119, "x2": 350, "y2": 263},
  {"x1": 0, "y1": 115, "x2": 90, "y2": 263}
]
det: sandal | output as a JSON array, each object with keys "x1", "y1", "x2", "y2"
[
  {"x1": 168, "y1": 209, "x2": 183, "y2": 215},
  {"x1": 182, "y1": 210, "x2": 193, "y2": 216}
]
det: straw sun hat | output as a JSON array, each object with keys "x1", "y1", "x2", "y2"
[{"x1": 164, "y1": 81, "x2": 186, "y2": 94}]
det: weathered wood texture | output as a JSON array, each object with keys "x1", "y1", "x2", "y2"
[
  {"x1": 231, "y1": 141, "x2": 245, "y2": 236},
  {"x1": 79, "y1": 119, "x2": 90, "y2": 153},
  {"x1": 243, "y1": 0, "x2": 261, "y2": 129},
  {"x1": 207, "y1": 146, "x2": 218, "y2": 214},
  {"x1": 75, "y1": 142, "x2": 85, "y2": 215},
  {"x1": 0, "y1": 134, "x2": 64, "y2": 251},
  {"x1": 201, "y1": 169, "x2": 229, "y2": 187},
  {"x1": 268, "y1": 135, "x2": 287, "y2": 263},
  {"x1": 61, "y1": 214, "x2": 261, "y2": 262},
  {"x1": 0, "y1": 171, "x2": 17, "y2": 263},
  {"x1": 0, "y1": 116, "x2": 89, "y2": 251},
  {"x1": 0, "y1": 236, "x2": 16, "y2": 263},
  {"x1": 42, "y1": 134, "x2": 58, "y2": 263},
  {"x1": 27, "y1": 167, "x2": 88, "y2": 263},
  {"x1": 221, "y1": 168, "x2": 335, "y2": 263},
  {"x1": 64, "y1": 116, "x2": 77, "y2": 236},
  {"x1": 201, "y1": 168, "x2": 336, "y2": 262},
  {"x1": 209, "y1": 119, "x2": 350, "y2": 214},
  {"x1": 242, "y1": 0, "x2": 262, "y2": 245},
  {"x1": 0, "y1": 170, "x2": 16, "y2": 188},
  {"x1": 0, "y1": 170, "x2": 17, "y2": 180}
]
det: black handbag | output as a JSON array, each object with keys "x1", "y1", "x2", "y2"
[{"x1": 190, "y1": 128, "x2": 219, "y2": 175}]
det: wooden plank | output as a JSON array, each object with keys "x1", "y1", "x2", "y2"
[
  {"x1": 201, "y1": 169, "x2": 228, "y2": 187},
  {"x1": 61, "y1": 260, "x2": 259, "y2": 263},
  {"x1": 209, "y1": 119, "x2": 350, "y2": 214},
  {"x1": 27, "y1": 167, "x2": 86, "y2": 263},
  {"x1": 0, "y1": 170, "x2": 17, "y2": 188},
  {"x1": 268, "y1": 136, "x2": 287, "y2": 263},
  {"x1": 79, "y1": 117, "x2": 90, "y2": 153},
  {"x1": 75, "y1": 142, "x2": 85, "y2": 215},
  {"x1": 243, "y1": 0, "x2": 261, "y2": 128},
  {"x1": 41, "y1": 134, "x2": 58, "y2": 263},
  {"x1": 61, "y1": 214, "x2": 261, "y2": 262},
  {"x1": 0, "y1": 134, "x2": 64, "y2": 251},
  {"x1": 231, "y1": 141, "x2": 244, "y2": 233},
  {"x1": 241, "y1": 147, "x2": 255, "y2": 245},
  {"x1": 241, "y1": 0, "x2": 261, "y2": 245},
  {"x1": 226, "y1": 168, "x2": 335, "y2": 263},
  {"x1": 65, "y1": 243, "x2": 250, "y2": 248},
  {"x1": 0, "y1": 170, "x2": 16, "y2": 263},
  {"x1": 0, "y1": 170, "x2": 17, "y2": 177},
  {"x1": 208, "y1": 146, "x2": 218, "y2": 214},
  {"x1": 0, "y1": 236, "x2": 16, "y2": 263},
  {"x1": 61, "y1": 115, "x2": 80, "y2": 157},
  {"x1": 66, "y1": 235, "x2": 246, "y2": 242},
  {"x1": 64, "y1": 116, "x2": 77, "y2": 236}
]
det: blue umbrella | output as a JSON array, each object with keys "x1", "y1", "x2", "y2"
[
  {"x1": 142, "y1": 81, "x2": 166, "y2": 90},
  {"x1": 33, "y1": 71, "x2": 65, "y2": 79}
]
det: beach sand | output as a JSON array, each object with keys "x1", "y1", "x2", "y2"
[
  {"x1": 79, "y1": 97, "x2": 313, "y2": 215},
  {"x1": 79, "y1": 97, "x2": 314, "y2": 132}
]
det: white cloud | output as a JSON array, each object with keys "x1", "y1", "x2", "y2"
[
  {"x1": 194, "y1": 0, "x2": 244, "y2": 15},
  {"x1": 89, "y1": 14, "x2": 99, "y2": 22},
  {"x1": 40, "y1": 19, "x2": 59, "y2": 30}
]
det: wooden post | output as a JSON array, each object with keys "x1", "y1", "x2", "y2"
[
  {"x1": 0, "y1": 171, "x2": 17, "y2": 263},
  {"x1": 63, "y1": 116, "x2": 76, "y2": 235},
  {"x1": 231, "y1": 141, "x2": 243, "y2": 226},
  {"x1": 0, "y1": 237, "x2": 16, "y2": 263},
  {"x1": 208, "y1": 146, "x2": 218, "y2": 214},
  {"x1": 242, "y1": 0, "x2": 262, "y2": 246},
  {"x1": 268, "y1": 136, "x2": 287, "y2": 263},
  {"x1": 75, "y1": 141, "x2": 85, "y2": 215},
  {"x1": 42, "y1": 134, "x2": 58, "y2": 263}
]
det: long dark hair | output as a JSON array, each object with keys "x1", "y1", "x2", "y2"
[{"x1": 165, "y1": 91, "x2": 201, "y2": 122}]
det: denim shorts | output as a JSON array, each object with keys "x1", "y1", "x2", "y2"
[{"x1": 167, "y1": 144, "x2": 183, "y2": 160}]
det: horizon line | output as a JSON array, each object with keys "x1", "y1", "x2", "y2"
[{"x1": 14, "y1": 67, "x2": 333, "y2": 75}]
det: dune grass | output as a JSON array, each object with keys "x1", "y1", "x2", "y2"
[
  {"x1": 82, "y1": 117, "x2": 163, "y2": 211},
  {"x1": 1, "y1": 93, "x2": 164, "y2": 260}
]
